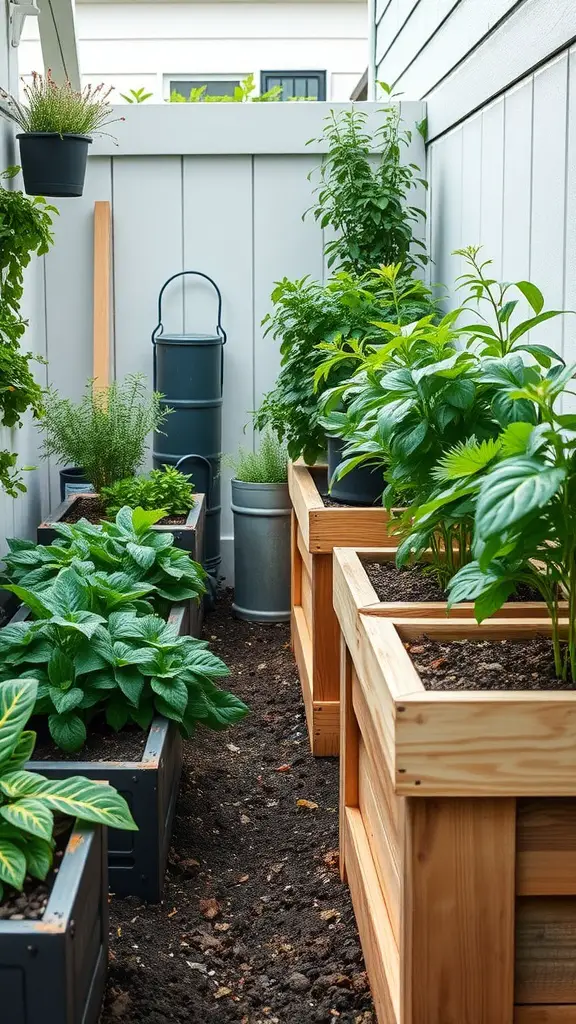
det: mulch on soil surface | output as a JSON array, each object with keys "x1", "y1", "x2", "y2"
[
  {"x1": 61, "y1": 496, "x2": 187, "y2": 527},
  {"x1": 102, "y1": 592, "x2": 373, "y2": 1024},
  {"x1": 406, "y1": 635, "x2": 575, "y2": 691},
  {"x1": 365, "y1": 559, "x2": 542, "y2": 603},
  {"x1": 0, "y1": 831, "x2": 68, "y2": 921},
  {"x1": 32, "y1": 719, "x2": 147, "y2": 762}
]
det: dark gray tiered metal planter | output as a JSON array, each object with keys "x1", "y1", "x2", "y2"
[
  {"x1": 152, "y1": 271, "x2": 226, "y2": 581},
  {"x1": 0, "y1": 823, "x2": 108, "y2": 1024}
]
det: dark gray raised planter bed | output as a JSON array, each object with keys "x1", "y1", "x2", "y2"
[
  {"x1": 0, "y1": 823, "x2": 108, "y2": 1024},
  {"x1": 26, "y1": 604, "x2": 187, "y2": 902},
  {"x1": 37, "y1": 492, "x2": 205, "y2": 637}
]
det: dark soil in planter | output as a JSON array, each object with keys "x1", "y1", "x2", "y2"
[
  {"x1": 406, "y1": 635, "x2": 575, "y2": 690},
  {"x1": 0, "y1": 830, "x2": 68, "y2": 921},
  {"x1": 61, "y1": 496, "x2": 187, "y2": 527},
  {"x1": 321, "y1": 494, "x2": 363, "y2": 509},
  {"x1": 102, "y1": 592, "x2": 374, "y2": 1024},
  {"x1": 33, "y1": 718, "x2": 147, "y2": 762},
  {"x1": 365, "y1": 559, "x2": 541, "y2": 603}
]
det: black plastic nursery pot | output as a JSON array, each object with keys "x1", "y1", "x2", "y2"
[
  {"x1": 59, "y1": 466, "x2": 93, "y2": 501},
  {"x1": 326, "y1": 435, "x2": 384, "y2": 506},
  {"x1": 0, "y1": 823, "x2": 108, "y2": 1024},
  {"x1": 17, "y1": 132, "x2": 92, "y2": 198},
  {"x1": 22, "y1": 604, "x2": 188, "y2": 902},
  {"x1": 37, "y1": 492, "x2": 206, "y2": 637}
]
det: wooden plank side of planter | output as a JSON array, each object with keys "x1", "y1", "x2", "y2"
[
  {"x1": 301, "y1": 553, "x2": 313, "y2": 634},
  {"x1": 358, "y1": 738, "x2": 401, "y2": 945},
  {"x1": 515, "y1": 1008, "x2": 576, "y2": 1022},
  {"x1": 517, "y1": 799, "x2": 576, "y2": 896},
  {"x1": 344, "y1": 806, "x2": 400, "y2": 1024},
  {"x1": 402, "y1": 797, "x2": 516, "y2": 1024},
  {"x1": 516, "y1": 897, "x2": 576, "y2": 1004},
  {"x1": 288, "y1": 461, "x2": 323, "y2": 550},
  {"x1": 312, "y1": 553, "x2": 340, "y2": 704}
]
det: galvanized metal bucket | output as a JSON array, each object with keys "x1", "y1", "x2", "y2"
[
  {"x1": 151, "y1": 271, "x2": 226, "y2": 578},
  {"x1": 231, "y1": 480, "x2": 291, "y2": 623}
]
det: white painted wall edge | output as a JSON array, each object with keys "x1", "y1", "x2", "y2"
[
  {"x1": 426, "y1": 0, "x2": 576, "y2": 140},
  {"x1": 92, "y1": 99, "x2": 426, "y2": 155}
]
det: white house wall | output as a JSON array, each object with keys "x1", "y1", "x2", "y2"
[{"x1": 20, "y1": 1, "x2": 367, "y2": 101}]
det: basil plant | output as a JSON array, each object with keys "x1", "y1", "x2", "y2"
[
  {"x1": 0, "y1": 678, "x2": 136, "y2": 896},
  {"x1": 1, "y1": 506, "x2": 206, "y2": 620},
  {"x1": 0, "y1": 568, "x2": 248, "y2": 753}
]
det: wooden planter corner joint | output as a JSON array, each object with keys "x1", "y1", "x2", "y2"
[
  {"x1": 335, "y1": 576, "x2": 576, "y2": 1024},
  {"x1": 289, "y1": 461, "x2": 395, "y2": 757}
]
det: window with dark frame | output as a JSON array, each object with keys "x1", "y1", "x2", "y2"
[
  {"x1": 260, "y1": 71, "x2": 327, "y2": 101},
  {"x1": 170, "y1": 79, "x2": 242, "y2": 100}
]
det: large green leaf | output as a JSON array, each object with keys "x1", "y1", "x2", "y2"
[
  {"x1": 0, "y1": 584, "x2": 52, "y2": 620},
  {"x1": 24, "y1": 835, "x2": 53, "y2": 881},
  {"x1": 127, "y1": 542, "x2": 157, "y2": 571},
  {"x1": 0, "y1": 770, "x2": 44, "y2": 798},
  {"x1": 5, "y1": 730, "x2": 36, "y2": 771},
  {"x1": 1, "y1": 799, "x2": 54, "y2": 841},
  {"x1": 0, "y1": 839, "x2": 26, "y2": 889},
  {"x1": 151, "y1": 676, "x2": 189, "y2": 718},
  {"x1": 131, "y1": 507, "x2": 167, "y2": 533},
  {"x1": 48, "y1": 712, "x2": 87, "y2": 753},
  {"x1": 475, "y1": 457, "x2": 566, "y2": 541},
  {"x1": 32, "y1": 777, "x2": 138, "y2": 830},
  {"x1": 0, "y1": 680, "x2": 38, "y2": 767},
  {"x1": 49, "y1": 686, "x2": 84, "y2": 715}
]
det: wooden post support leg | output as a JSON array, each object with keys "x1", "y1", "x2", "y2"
[
  {"x1": 339, "y1": 636, "x2": 359, "y2": 883},
  {"x1": 402, "y1": 797, "x2": 516, "y2": 1024},
  {"x1": 312, "y1": 553, "x2": 340, "y2": 703},
  {"x1": 290, "y1": 512, "x2": 302, "y2": 653}
]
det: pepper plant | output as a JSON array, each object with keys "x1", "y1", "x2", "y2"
[
  {"x1": 0, "y1": 568, "x2": 247, "y2": 752},
  {"x1": 0, "y1": 678, "x2": 136, "y2": 895}
]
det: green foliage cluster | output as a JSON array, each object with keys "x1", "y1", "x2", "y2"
[
  {"x1": 0, "y1": 71, "x2": 120, "y2": 136},
  {"x1": 306, "y1": 88, "x2": 428, "y2": 277},
  {"x1": 120, "y1": 87, "x2": 153, "y2": 104},
  {"x1": 0, "y1": 507, "x2": 247, "y2": 752},
  {"x1": 331, "y1": 246, "x2": 576, "y2": 680},
  {"x1": 39, "y1": 374, "x2": 169, "y2": 493},
  {"x1": 230, "y1": 432, "x2": 288, "y2": 484},
  {"x1": 256, "y1": 100, "x2": 433, "y2": 462},
  {"x1": 255, "y1": 270, "x2": 434, "y2": 463},
  {"x1": 170, "y1": 74, "x2": 282, "y2": 104},
  {"x1": 0, "y1": 167, "x2": 56, "y2": 494},
  {"x1": 102, "y1": 466, "x2": 196, "y2": 518},
  {"x1": 0, "y1": 677, "x2": 136, "y2": 896},
  {"x1": 1, "y1": 505, "x2": 206, "y2": 620}
]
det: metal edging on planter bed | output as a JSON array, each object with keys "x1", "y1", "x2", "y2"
[
  {"x1": 24, "y1": 604, "x2": 188, "y2": 902},
  {"x1": 0, "y1": 823, "x2": 108, "y2": 1024}
]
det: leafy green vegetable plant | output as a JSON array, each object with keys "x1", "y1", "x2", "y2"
[
  {"x1": 0, "y1": 677, "x2": 136, "y2": 896},
  {"x1": 255, "y1": 269, "x2": 434, "y2": 463},
  {"x1": 120, "y1": 87, "x2": 152, "y2": 104},
  {"x1": 102, "y1": 466, "x2": 195, "y2": 518},
  {"x1": 170, "y1": 74, "x2": 282, "y2": 103},
  {"x1": 39, "y1": 374, "x2": 170, "y2": 493},
  {"x1": 229, "y1": 432, "x2": 288, "y2": 483},
  {"x1": 0, "y1": 71, "x2": 121, "y2": 136},
  {"x1": 440, "y1": 365, "x2": 576, "y2": 679},
  {"x1": 307, "y1": 90, "x2": 428, "y2": 276},
  {"x1": 1, "y1": 507, "x2": 206, "y2": 620},
  {"x1": 0, "y1": 568, "x2": 247, "y2": 752}
]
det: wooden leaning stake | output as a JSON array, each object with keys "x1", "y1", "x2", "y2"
[{"x1": 335, "y1": 545, "x2": 576, "y2": 1024}]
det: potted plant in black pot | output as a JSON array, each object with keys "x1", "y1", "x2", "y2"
[{"x1": 0, "y1": 70, "x2": 122, "y2": 198}]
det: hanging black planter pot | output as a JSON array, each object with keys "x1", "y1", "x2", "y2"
[{"x1": 17, "y1": 132, "x2": 92, "y2": 197}]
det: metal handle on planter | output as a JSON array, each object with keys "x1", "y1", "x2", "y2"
[
  {"x1": 151, "y1": 270, "x2": 226, "y2": 345},
  {"x1": 176, "y1": 453, "x2": 214, "y2": 500},
  {"x1": 151, "y1": 271, "x2": 226, "y2": 392}
]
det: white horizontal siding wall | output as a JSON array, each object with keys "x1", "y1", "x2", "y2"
[
  {"x1": 20, "y1": 1, "x2": 367, "y2": 102},
  {"x1": 376, "y1": 0, "x2": 576, "y2": 139},
  {"x1": 428, "y1": 46, "x2": 576, "y2": 388},
  {"x1": 38, "y1": 101, "x2": 425, "y2": 578}
]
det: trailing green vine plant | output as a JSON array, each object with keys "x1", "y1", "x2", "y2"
[{"x1": 0, "y1": 167, "x2": 56, "y2": 494}]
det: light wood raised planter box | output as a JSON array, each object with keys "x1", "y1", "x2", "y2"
[
  {"x1": 289, "y1": 461, "x2": 397, "y2": 757},
  {"x1": 335, "y1": 575, "x2": 576, "y2": 1024}
]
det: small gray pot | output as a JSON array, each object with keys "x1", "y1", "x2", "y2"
[{"x1": 231, "y1": 479, "x2": 291, "y2": 622}]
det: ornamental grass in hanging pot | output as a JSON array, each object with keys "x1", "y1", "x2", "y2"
[{"x1": 0, "y1": 71, "x2": 123, "y2": 197}]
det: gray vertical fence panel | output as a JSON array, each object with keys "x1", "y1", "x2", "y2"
[
  {"x1": 501, "y1": 78, "x2": 533, "y2": 282},
  {"x1": 565, "y1": 47, "x2": 576, "y2": 391},
  {"x1": 479, "y1": 98, "x2": 505, "y2": 278},
  {"x1": 460, "y1": 113, "x2": 482, "y2": 249},
  {"x1": 429, "y1": 127, "x2": 463, "y2": 305},
  {"x1": 253, "y1": 155, "x2": 325, "y2": 404},
  {"x1": 43, "y1": 157, "x2": 113, "y2": 507},
  {"x1": 181, "y1": 155, "x2": 254, "y2": 547}
]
